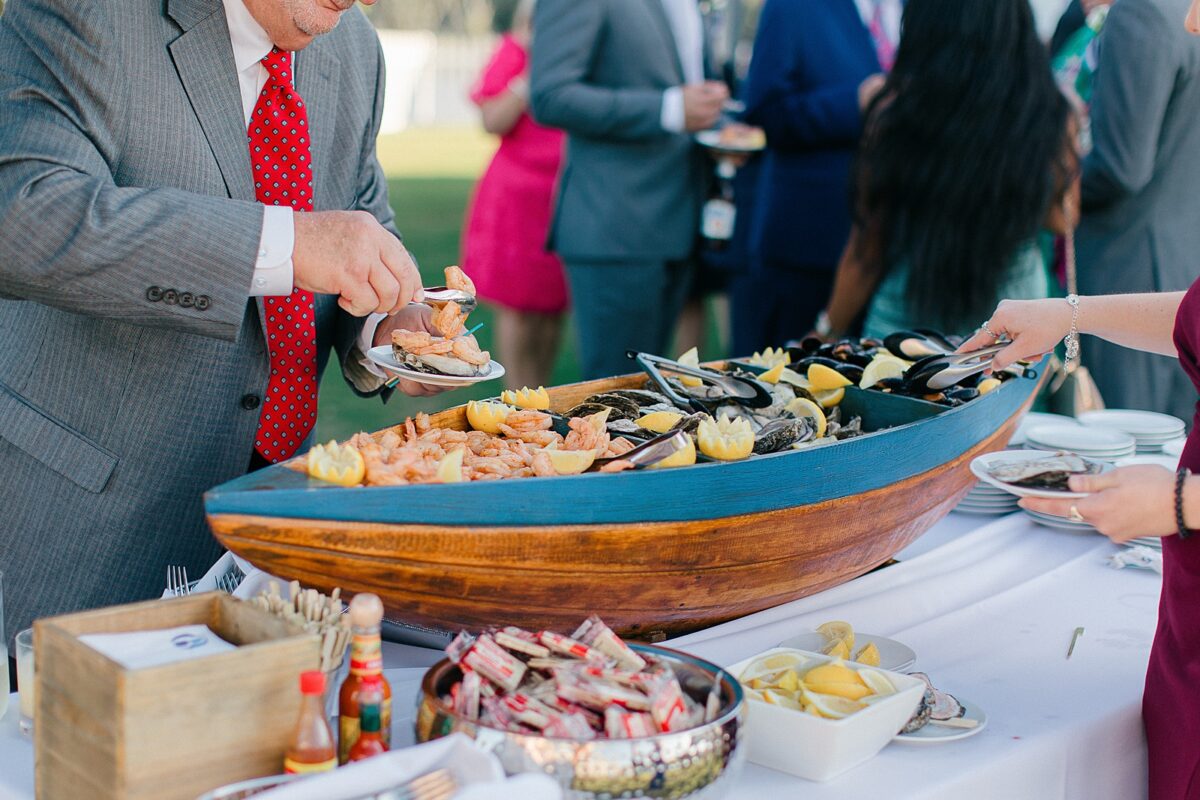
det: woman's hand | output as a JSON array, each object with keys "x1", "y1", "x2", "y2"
[
  {"x1": 1019, "y1": 466, "x2": 1178, "y2": 543},
  {"x1": 957, "y1": 298, "x2": 1074, "y2": 371}
]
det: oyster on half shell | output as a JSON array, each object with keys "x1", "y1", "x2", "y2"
[{"x1": 987, "y1": 452, "x2": 1101, "y2": 491}]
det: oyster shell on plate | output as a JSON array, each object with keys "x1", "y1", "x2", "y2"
[{"x1": 987, "y1": 452, "x2": 1101, "y2": 491}]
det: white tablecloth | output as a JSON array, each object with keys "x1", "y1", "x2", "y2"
[{"x1": 0, "y1": 512, "x2": 1159, "y2": 800}]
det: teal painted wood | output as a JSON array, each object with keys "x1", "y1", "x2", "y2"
[{"x1": 204, "y1": 364, "x2": 1041, "y2": 526}]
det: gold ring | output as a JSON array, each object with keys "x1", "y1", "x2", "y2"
[{"x1": 1068, "y1": 505, "x2": 1086, "y2": 523}]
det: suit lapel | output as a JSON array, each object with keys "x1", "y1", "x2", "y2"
[
  {"x1": 295, "y1": 41, "x2": 341, "y2": 212},
  {"x1": 645, "y1": 0, "x2": 686, "y2": 84},
  {"x1": 167, "y1": 0, "x2": 256, "y2": 202}
]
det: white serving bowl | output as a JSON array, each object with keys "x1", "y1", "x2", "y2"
[{"x1": 726, "y1": 648, "x2": 925, "y2": 782}]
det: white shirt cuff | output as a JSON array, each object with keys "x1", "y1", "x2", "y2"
[
  {"x1": 357, "y1": 312, "x2": 389, "y2": 379},
  {"x1": 661, "y1": 87, "x2": 686, "y2": 133},
  {"x1": 249, "y1": 205, "x2": 295, "y2": 296}
]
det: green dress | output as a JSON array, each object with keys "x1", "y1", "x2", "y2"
[{"x1": 862, "y1": 238, "x2": 1052, "y2": 340}]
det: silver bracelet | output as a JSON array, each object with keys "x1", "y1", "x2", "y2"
[{"x1": 1064, "y1": 294, "x2": 1081, "y2": 363}]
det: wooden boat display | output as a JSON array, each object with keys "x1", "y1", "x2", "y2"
[{"x1": 205, "y1": 362, "x2": 1043, "y2": 639}]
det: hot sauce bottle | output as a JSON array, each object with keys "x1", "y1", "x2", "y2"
[
  {"x1": 346, "y1": 676, "x2": 389, "y2": 763},
  {"x1": 338, "y1": 593, "x2": 392, "y2": 764},
  {"x1": 284, "y1": 671, "x2": 337, "y2": 775}
]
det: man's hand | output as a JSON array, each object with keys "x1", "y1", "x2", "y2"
[
  {"x1": 373, "y1": 304, "x2": 446, "y2": 397},
  {"x1": 683, "y1": 82, "x2": 730, "y2": 132},
  {"x1": 293, "y1": 211, "x2": 423, "y2": 317},
  {"x1": 858, "y1": 73, "x2": 887, "y2": 114}
]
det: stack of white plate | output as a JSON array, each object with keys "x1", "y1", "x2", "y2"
[
  {"x1": 1128, "y1": 537, "x2": 1164, "y2": 551},
  {"x1": 1023, "y1": 507, "x2": 1096, "y2": 533},
  {"x1": 1078, "y1": 409, "x2": 1186, "y2": 453},
  {"x1": 1010, "y1": 412, "x2": 1080, "y2": 447},
  {"x1": 956, "y1": 481, "x2": 1021, "y2": 515},
  {"x1": 1164, "y1": 438, "x2": 1187, "y2": 459},
  {"x1": 1024, "y1": 422, "x2": 1136, "y2": 460}
]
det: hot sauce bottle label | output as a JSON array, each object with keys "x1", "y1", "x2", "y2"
[
  {"x1": 284, "y1": 757, "x2": 337, "y2": 774},
  {"x1": 349, "y1": 633, "x2": 383, "y2": 676},
  {"x1": 338, "y1": 698, "x2": 392, "y2": 762}
]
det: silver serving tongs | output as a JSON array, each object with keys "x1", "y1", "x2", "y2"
[
  {"x1": 422, "y1": 286, "x2": 477, "y2": 314},
  {"x1": 589, "y1": 430, "x2": 692, "y2": 472},
  {"x1": 904, "y1": 343, "x2": 1023, "y2": 391},
  {"x1": 628, "y1": 351, "x2": 774, "y2": 413}
]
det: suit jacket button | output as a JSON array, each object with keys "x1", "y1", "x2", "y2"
[
  {"x1": 240, "y1": 394, "x2": 261, "y2": 411},
  {"x1": 163, "y1": 289, "x2": 179, "y2": 305},
  {"x1": 146, "y1": 286, "x2": 163, "y2": 302},
  {"x1": 195, "y1": 295, "x2": 211, "y2": 311},
  {"x1": 180, "y1": 292, "x2": 195, "y2": 308}
]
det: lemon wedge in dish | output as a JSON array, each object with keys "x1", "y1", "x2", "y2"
[
  {"x1": 860, "y1": 356, "x2": 909, "y2": 389},
  {"x1": 858, "y1": 668, "x2": 896, "y2": 696},
  {"x1": 500, "y1": 386, "x2": 551, "y2": 410},
  {"x1": 855, "y1": 642, "x2": 881, "y2": 667},
  {"x1": 697, "y1": 415, "x2": 755, "y2": 461},
  {"x1": 784, "y1": 397, "x2": 827, "y2": 439},
  {"x1": 978, "y1": 377, "x2": 1002, "y2": 395},
  {"x1": 436, "y1": 448, "x2": 465, "y2": 483},
  {"x1": 817, "y1": 621, "x2": 856, "y2": 652},
  {"x1": 466, "y1": 400, "x2": 512, "y2": 434},
  {"x1": 636, "y1": 410, "x2": 684, "y2": 434},
  {"x1": 649, "y1": 435, "x2": 696, "y2": 469},
  {"x1": 803, "y1": 662, "x2": 871, "y2": 701},
  {"x1": 801, "y1": 689, "x2": 866, "y2": 719},
  {"x1": 307, "y1": 441, "x2": 366, "y2": 487},
  {"x1": 546, "y1": 448, "x2": 597, "y2": 475},
  {"x1": 748, "y1": 347, "x2": 791, "y2": 369},
  {"x1": 808, "y1": 363, "x2": 853, "y2": 391},
  {"x1": 758, "y1": 362, "x2": 786, "y2": 385},
  {"x1": 778, "y1": 368, "x2": 810, "y2": 390},
  {"x1": 813, "y1": 387, "x2": 846, "y2": 408},
  {"x1": 677, "y1": 347, "x2": 704, "y2": 387}
]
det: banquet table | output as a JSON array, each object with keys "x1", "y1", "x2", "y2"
[{"x1": 0, "y1": 511, "x2": 1159, "y2": 800}]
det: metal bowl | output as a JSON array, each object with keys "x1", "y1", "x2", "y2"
[{"x1": 415, "y1": 643, "x2": 745, "y2": 799}]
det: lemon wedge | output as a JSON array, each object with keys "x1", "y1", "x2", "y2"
[
  {"x1": 761, "y1": 688, "x2": 806, "y2": 711},
  {"x1": 784, "y1": 397, "x2": 827, "y2": 438},
  {"x1": 546, "y1": 448, "x2": 597, "y2": 475},
  {"x1": 855, "y1": 642, "x2": 881, "y2": 667},
  {"x1": 813, "y1": 387, "x2": 845, "y2": 408},
  {"x1": 858, "y1": 668, "x2": 896, "y2": 696},
  {"x1": 500, "y1": 386, "x2": 551, "y2": 410},
  {"x1": 801, "y1": 689, "x2": 866, "y2": 719},
  {"x1": 860, "y1": 356, "x2": 908, "y2": 389},
  {"x1": 649, "y1": 435, "x2": 696, "y2": 469},
  {"x1": 748, "y1": 347, "x2": 791, "y2": 368},
  {"x1": 817, "y1": 621, "x2": 856, "y2": 652},
  {"x1": 808, "y1": 363, "x2": 853, "y2": 391},
  {"x1": 435, "y1": 448, "x2": 465, "y2": 483},
  {"x1": 466, "y1": 400, "x2": 512, "y2": 434},
  {"x1": 697, "y1": 415, "x2": 755, "y2": 461},
  {"x1": 758, "y1": 362, "x2": 786, "y2": 384},
  {"x1": 804, "y1": 662, "x2": 871, "y2": 701},
  {"x1": 584, "y1": 407, "x2": 611, "y2": 432},
  {"x1": 757, "y1": 652, "x2": 807, "y2": 672},
  {"x1": 637, "y1": 410, "x2": 684, "y2": 434},
  {"x1": 677, "y1": 347, "x2": 704, "y2": 387},
  {"x1": 824, "y1": 639, "x2": 851, "y2": 660},
  {"x1": 978, "y1": 377, "x2": 1002, "y2": 395},
  {"x1": 307, "y1": 441, "x2": 366, "y2": 487}
]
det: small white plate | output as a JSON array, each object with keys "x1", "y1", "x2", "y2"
[
  {"x1": 1163, "y1": 438, "x2": 1187, "y2": 458},
  {"x1": 1078, "y1": 409, "x2": 1186, "y2": 438},
  {"x1": 1024, "y1": 424, "x2": 1135, "y2": 454},
  {"x1": 1116, "y1": 454, "x2": 1180, "y2": 470},
  {"x1": 1023, "y1": 509, "x2": 1095, "y2": 532},
  {"x1": 367, "y1": 345, "x2": 505, "y2": 387},
  {"x1": 970, "y1": 450, "x2": 1112, "y2": 500},
  {"x1": 893, "y1": 697, "x2": 987, "y2": 744},
  {"x1": 778, "y1": 632, "x2": 916, "y2": 672}
]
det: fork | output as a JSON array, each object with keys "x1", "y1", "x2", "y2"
[
  {"x1": 359, "y1": 768, "x2": 458, "y2": 800},
  {"x1": 166, "y1": 565, "x2": 191, "y2": 597}
]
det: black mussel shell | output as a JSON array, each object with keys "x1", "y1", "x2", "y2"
[
  {"x1": 945, "y1": 387, "x2": 980, "y2": 403},
  {"x1": 872, "y1": 376, "x2": 906, "y2": 393},
  {"x1": 829, "y1": 340, "x2": 873, "y2": 367},
  {"x1": 584, "y1": 393, "x2": 644, "y2": 418},
  {"x1": 796, "y1": 356, "x2": 864, "y2": 385},
  {"x1": 753, "y1": 417, "x2": 816, "y2": 454},
  {"x1": 601, "y1": 389, "x2": 674, "y2": 407}
]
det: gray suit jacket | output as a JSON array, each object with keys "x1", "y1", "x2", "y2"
[
  {"x1": 530, "y1": 0, "x2": 709, "y2": 263},
  {"x1": 1079, "y1": 0, "x2": 1200, "y2": 421},
  {"x1": 0, "y1": 0, "x2": 395, "y2": 641}
]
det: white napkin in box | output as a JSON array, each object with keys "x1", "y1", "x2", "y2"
[{"x1": 79, "y1": 624, "x2": 236, "y2": 670}]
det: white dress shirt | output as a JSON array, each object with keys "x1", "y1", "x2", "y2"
[
  {"x1": 659, "y1": 0, "x2": 707, "y2": 133},
  {"x1": 854, "y1": 0, "x2": 903, "y2": 50}
]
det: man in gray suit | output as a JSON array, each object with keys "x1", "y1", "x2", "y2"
[
  {"x1": 531, "y1": 0, "x2": 728, "y2": 379},
  {"x1": 1079, "y1": 0, "x2": 1200, "y2": 421},
  {"x1": 0, "y1": 0, "x2": 440, "y2": 645}
]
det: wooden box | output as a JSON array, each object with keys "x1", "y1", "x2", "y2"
[{"x1": 33, "y1": 593, "x2": 320, "y2": 800}]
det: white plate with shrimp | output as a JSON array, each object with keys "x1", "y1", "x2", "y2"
[{"x1": 367, "y1": 346, "x2": 505, "y2": 387}]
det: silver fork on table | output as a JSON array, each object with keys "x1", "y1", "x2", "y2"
[{"x1": 166, "y1": 565, "x2": 192, "y2": 597}]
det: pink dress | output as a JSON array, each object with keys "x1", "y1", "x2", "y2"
[
  {"x1": 461, "y1": 35, "x2": 568, "y2": 315},
  {"x1": 1146, "y1": 280, "x2": 1200, "y2": 799}
]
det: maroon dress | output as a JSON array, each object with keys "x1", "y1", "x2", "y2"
[{"x1": 1146, "y1": 280, "x2": 1200, "y2": 798}]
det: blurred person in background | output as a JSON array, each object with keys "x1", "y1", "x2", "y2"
[
  {"x1": 1075, "y1": 0, "x2": 1200, "y2": 422},
  {"x1": 1050, "y1": 0, "x2": 1111, "y2": 55},
  {"x1": 531, "y1": 0, "x2": 727, "y2": 379},
  {"x1": 462, "y1": 0, "x2": 567, "y2": 390},
  {"x1": 735, "y1": 0, "x2": 897, "y2": 356},
  {"x1": 818, "y1": 0, "x2": 1076, "y2": 341}
]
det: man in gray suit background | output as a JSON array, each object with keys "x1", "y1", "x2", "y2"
[
  {"x1": 531, "y1": 0, "x2": 727, "y2": 379},
  {"x1": 1079, "y1": 0, "x2": 1200, "y2": 421},
  {"x1": 0, "y1": 0, "x2": 441, "y2": 646}
]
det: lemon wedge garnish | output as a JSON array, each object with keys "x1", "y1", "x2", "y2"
[
  {"x1": 307, "y1": 441, "x2": 366, "y2": 487},
  {"x1": 637, "y1": 410, "x2": 684, "y2": 434},
  {"x1": 855, "y1": 642, "x2": 881, "y2": 667},
  {"x1": 807, "y1": 363, "x2": 853, "y2": 391},
  {"x1": 824, "y1": 639, "x2": 851, "y2": 660},
  {"x1": 649, "y1": 435, "x2": 696, "y2": 469},
  {"x1": 859, "y1": 356, "x2": 908, "y2": 389},
  {"x1": 747, "y1": 347, "x2": 791, "y2": 369},
  {"x1": 697, "y1": 415, "x2": 755, "y2": 461},
  {"x1": 813, "y1": 387, "x2": 845, "y2": 408},
  {"x1": 500, "y1": 386, "x2": 551, "y2": 410},
  {"x1": 801, "y1": 689, "x2": 866, "y2": 719},
  {"x1": 756, "y1": 652, "x2": 807, "y2": 672},
  {"x1": 784, "y1": 397, "x2": 827, "y2": 438},
  {"x1": 436, "y1": 448, "x2": 465, "y2": 483},
  {"x1": 804, "y1": 662, "x2": 871, "y2": 701},
  {"x1": 779, "y1": 368, "x2": 810, "y2": 390},
  {"x1": 858, "y1": 668, "x2": 896, "y2": 696},
  {"x1": 584, "y1": 408, "x2": 610, "y2": 432},
  {"x1": 466, "y1": 400, "x2": 512, "y2": 434},
  {"x1": 817, "y1": 621, "x2": 856, "y2": 652},
  {"x1": 677, "y1": 347, "x2": 704, "y2": 387},
  {"x1": 761, "y1": 688, "x2": 805, "y2": 712},
  {"x1": 978, "y1": 377, "x2": 1002, "y2": 395},
  {"x1": 546, "y1": 448, "x2": 596, "y2": 475},
  {"x1": 759, "y1": 362, "x2": 786, "y2": 385}
]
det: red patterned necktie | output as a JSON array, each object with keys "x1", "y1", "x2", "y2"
[
  {"x1": 249, "y1": 47, "x2": 318, "y2": 463},
  {"x1": 868, "y1": 1, "x2": 897, "y2": 72}
]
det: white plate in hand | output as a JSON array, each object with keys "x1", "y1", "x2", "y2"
[
  {"x1": 970, "y1": 450, "x2": 1113, "y2": 500},
  {"x1": 893, "y1": 697, "x2": 987, "y2": 744},
  {"x1": 367, "y1": 345, "x2": 506, "y2": 388},
  {"x1": 778, "y1": 632, "x2": 916, "y2": 672}
]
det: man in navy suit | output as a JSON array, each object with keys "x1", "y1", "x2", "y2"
[{"x1": 736, "y1": 0, "x2": 900, "y2": 353}]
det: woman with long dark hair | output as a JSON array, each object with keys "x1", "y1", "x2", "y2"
[{"x1": 816, "y1": 0, "x2": 1077, "y2": 340}]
